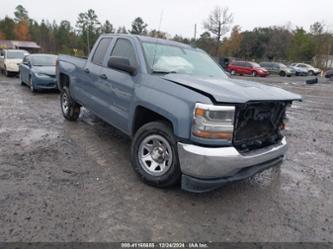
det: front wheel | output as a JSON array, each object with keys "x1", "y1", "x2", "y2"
[
  {"x1": 29, "y1": 77, "x2": 36, "y2": 92},
  {"x1": 19, "y1": 71, "x2": 25, "y2": 85},
  {"x1": 60, "y1": 86, "x2": 81, "y2": 121},
  {"x1": 4, "y1": 67, "x2": 10, "y2": 77},
  {"x1": 252, "y1": 71, "x2": 257, "y2": 77},
  {"x1": 279, "y1": 71, "x2": 286, "y2": 77},
  {"x1": 130, "y1": 121, "x2": 181, "y2": 188}
]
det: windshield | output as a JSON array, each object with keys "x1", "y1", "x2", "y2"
[
  {"x1": 31, "y1": 55, "x2": 57, "y2": 66},
  {"x1": 142, "y1": 42, "x2": 227, "y2": 78},
  {"x1": 250, "y1": 62, "x2": 261, "y2": 68},
  {"x1": 7, "y1": 51, "x2": 26, "y2": 59},
  {"x1": 278, "y1": 63, "x2": 288, "y2": 69}
]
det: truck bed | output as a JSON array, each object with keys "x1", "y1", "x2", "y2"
[{"x1": 58, "y1": 54, "x2": 87, "y2": 69}]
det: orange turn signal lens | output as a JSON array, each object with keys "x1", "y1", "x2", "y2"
[
  {"x1": 195, "y1": 108, "x2": 206, "y2": 117},
  {"x1": 192, "y1": 130, "x2": 233, "y2": 140}
]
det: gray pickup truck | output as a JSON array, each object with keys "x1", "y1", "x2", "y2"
[{"x1": 57, "y1": 34, "x2": 301, "y2": 193}]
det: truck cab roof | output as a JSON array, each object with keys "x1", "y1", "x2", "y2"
[{"x1": 99, "y1": 34, "x2": 194, "y2": 50}]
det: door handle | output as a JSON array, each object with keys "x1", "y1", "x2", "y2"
[
  {"x1": 84, "y1": 68, "x2": 90, "y2": 74},
  {"x1": 99, "y1": 74, "x2": 107, "y2": 79}
]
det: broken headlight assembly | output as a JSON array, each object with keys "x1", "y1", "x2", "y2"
[{"x1": 192, "y1": 103, "x2": 235, "y2": 141}]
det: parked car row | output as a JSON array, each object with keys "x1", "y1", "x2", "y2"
[
  {"x1": 0, "y1": 49, "x2": 58, "y2": 92},
  {"x1": 225, "y1": 59, "x2": 323, "y2": 77}
]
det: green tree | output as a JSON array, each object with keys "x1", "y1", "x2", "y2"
[
  {"x1": 102, "y1": 20, "x2": 114, "y2": 34},
  {"x1": 76, "y1": 9, "x2": 101, "y2": 54},
  {"x1": 149, "y1": 30, "x2": 168, "y2": 39},
  {"x1": 0, "y1": 16, "x2": 16, "y2": 40},
  {"x1": 129, "y1": 17, "x2": 148, "y2": 35},
  {"x1": 194, "y1": 32, "x2": 216, "y2": 56},
  {"x1": 14, "y1": 5, "x2": 29, "y2": 22},
  {"x1": 288, "y1": 27, "x2": 315, "y2": 61},
  {"x1": 116, "y1": 26, "x2": 128, "y2": 34}
]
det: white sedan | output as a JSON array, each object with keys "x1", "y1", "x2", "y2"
[{"x1": 290, "y1": 63, "x2": 321, "y2": 76}]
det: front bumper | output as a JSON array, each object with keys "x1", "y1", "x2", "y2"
[
  {"x1": 6, "y1": 64, "x2": 19, "y2": 72},
  {"x1": 33, "y1": 75, "x2": 57, "y2": 89},
  {"x1": 177, "y1": 137, "x2": 287, "y2": 192}
]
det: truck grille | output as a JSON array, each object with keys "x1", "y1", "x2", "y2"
[{"x1": 233, "y1": 101, "x2": 287, "y2": 152}]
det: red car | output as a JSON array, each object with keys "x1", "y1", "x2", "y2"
[{"x1": 228, "y1": 61, "x2": 269, "y2": 77}]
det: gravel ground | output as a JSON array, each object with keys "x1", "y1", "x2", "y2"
[{"x1": 0, "y1": 74, "x2": 332, "y2": 242}]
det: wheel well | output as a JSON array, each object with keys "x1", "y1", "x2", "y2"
[
  {"x1": 133, "y1": 106, "x2": 174, "y2": 135},
  {"x1": 59, "y1": 73, "x2": 70, "y2": 90}
]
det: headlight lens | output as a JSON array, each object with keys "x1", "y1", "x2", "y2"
[
  {"x1": 35, "y1": 73, "x2": 48, "y2": 77},
  {"x1": 192, "y1": 103, "x2": 235, "y2": 140}
]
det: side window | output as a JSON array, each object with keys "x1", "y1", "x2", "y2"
[
  {"x1": 23, "y1": 55, "x2": 29, "y2": 64},
  {"x1": 111, "y1": 39, "x2": 137, "y2": 66},
  {"x1": 91, "y1": 38, "x2": 112, "y2": 65}
]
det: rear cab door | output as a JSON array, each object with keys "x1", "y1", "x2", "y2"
[{"x1": 72, "y1": 37, "x2": 113, "y2": 115}]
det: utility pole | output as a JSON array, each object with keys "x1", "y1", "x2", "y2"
[
  {"x1": 86, "y1": 28, "x2": 90, "y2": 55},
  {"x1": 194, "y1": 24, "x2": 197, "y2": 40}
]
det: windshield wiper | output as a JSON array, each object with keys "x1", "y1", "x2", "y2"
[{"x1": 152, "y1": 70, "x2": 177, "y2": 74}]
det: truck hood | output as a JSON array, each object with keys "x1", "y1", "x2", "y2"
[{"x1": 161, "y1": 74, "x2": 302, "y2": 103}]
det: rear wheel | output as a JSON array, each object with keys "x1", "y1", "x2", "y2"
[
  {"x1": 231, "y1": 70, "x2": 236, "y2": 75},
  {"x1": 279, "y1": 71, "x2": 286, "y2": 77},
  {"x1": 309, "y1": 70, "x2": 314, "y2": 76},
  {"x1": 130, "y1": 121, "x2": 181, "y2": 188},
  {"x1": 60, "y1": 86, "x2": 81, "y2": 121}
]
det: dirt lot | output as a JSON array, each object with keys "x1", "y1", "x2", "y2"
[{"x1": 0, "y1": 74, "x2": 332, "y2": 242}]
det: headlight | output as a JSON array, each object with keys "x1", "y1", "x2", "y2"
[
  {"x1": 192, "y1": 103, "x2": 235, "y2": 140},
  {"x1": 35, "y1": 73, "x2": 48, "y2": 77}
]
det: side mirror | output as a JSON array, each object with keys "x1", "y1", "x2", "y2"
[
  {"x1": 24, "y1": 61, "x2": 31, "y2": 67},
  {"x1": 107, "y1": 56, "x2": 136, "y2": 75}
]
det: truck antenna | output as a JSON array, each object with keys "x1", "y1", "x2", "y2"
[{"x1": 151, "y1": 10, "x2": 164, "y2": 71}]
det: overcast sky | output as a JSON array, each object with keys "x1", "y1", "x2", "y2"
[{"x1": 1, "y1": 0, "x2": 333, "y2": 37}]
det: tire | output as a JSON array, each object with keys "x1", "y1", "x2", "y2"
[
  {"x1": 60, "y1": 86, "x2": 81, "y2": 121},
  {"x1": 19, "y1": 71, "x2": 25, "y2": 85},
  {"x1": 252, "y1": 71, "x2": 257, "y2": 77},
  {"x1": 309, "y1": 70, "x2": 314, "y2": 76},
  {"x1": 130, "y1": 121, "x2": 181, "y2": 188},
  {"x1": 4, "y1": 67, "x2": 10, "y2": 77},
  {"x1": 231, "y1": 70, "x2": 236, "y2": 75},
  {"x1": 279, "y1": 71, "x2": 286, "y2": 77},
  {"x1": 29, "y1": 77, "x2": 36, "y2": 92}
]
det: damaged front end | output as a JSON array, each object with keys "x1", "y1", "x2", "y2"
[{"x1": 233, "y1": 101, "x2": 290, "y2": 152}]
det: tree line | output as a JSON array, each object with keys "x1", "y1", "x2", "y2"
[{"x1": 0, "y1": 5, "x2": 332, "y2": 68}]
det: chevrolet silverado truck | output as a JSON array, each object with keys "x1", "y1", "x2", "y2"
[{"x1": 56, "y1": 34, "x2": 302, "y2": 193}]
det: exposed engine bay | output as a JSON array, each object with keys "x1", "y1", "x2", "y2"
[{"x1": 233, "y1": 101, "x2": 289, "y2": 152}]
